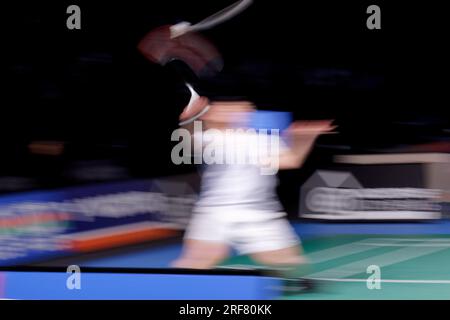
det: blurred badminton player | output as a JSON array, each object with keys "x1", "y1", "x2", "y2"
[
  {"x1": 138, "y1": 0, "x2": 335, "y2": 292},
  {"x1": 174, "y1": 96, "x2": 334, "y2": 291}
]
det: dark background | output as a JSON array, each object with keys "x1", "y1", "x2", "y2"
[{"x1": 1, "y1": 1, "x2": 448, "y2": 207}]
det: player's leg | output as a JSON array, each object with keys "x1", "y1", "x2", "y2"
[
  {"x1": 171, "y1": 210, "x2": 230, "y2": 269},
  {"x1": 172, "y1": 238, "x2": 230, "y2": 269},
  {"x1": 251, "y1": 245, "x2": 312, "y2": 291},
  {"x1": 235, "y1": 216, "x2": 312, "y2": 280},
  {"x1": 251, "y1": 244, "x2": 308, "y2": 268},
  {"x1": 242, "y1": 217, "x2": 315, "y2": 293}
]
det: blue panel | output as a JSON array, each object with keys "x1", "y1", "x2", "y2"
[
  {"x1": 78, "y1": 244, "x2": 182, "y2": 268},
  {"x1": 292, "y1": 220, "x2": 450, "y2": 237},
  {"x1": 2, "y1": 272, "x2": 281, "y2": 300},
  {"x1": 248, "y1": 111, "x2": 292, "y2": 132}
]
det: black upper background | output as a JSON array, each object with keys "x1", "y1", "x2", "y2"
[{"x1": 1, "y1": 1, "x2": 448, "y2": 197}]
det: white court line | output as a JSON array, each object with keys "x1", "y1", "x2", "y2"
[
  {"x1": 367, "y1": 238, "x2": 450, "y2": 242},
  {"x1": 361, "y1": 242, "x2": 450, "y2": 247},
  {"x1": 306, "y1": 277, "x2": 450, "y2": 284},
  {"x1": 307, "y1": 245, "x2": 448, "y2": 279},
  {"x1": 221, "y1": 238, "x2": 450, "y2": 283},
  {"x1": 305, "y1": 237, "x2": 449, "y2": 264},
  {"x1": 306, "y1": 239, "x2": 406, "y2": 264}
]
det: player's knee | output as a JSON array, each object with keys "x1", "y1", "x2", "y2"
[
  {"x1": 271, "y1": 255, "x2": 306, "y2": 266},
  {"x1": 251, "y1": 251, "x2": 307, "y2": 266},
  {"x1": 172, "y1": 249, "x2": 228, "y2": 269},
  {"x1": 172, "y1": 257, "x2": 220, "y2": 269}
]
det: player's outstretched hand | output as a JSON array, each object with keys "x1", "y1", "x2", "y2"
[{"x1": 287, "y1": 120, "x2": 337, "y2": 137}]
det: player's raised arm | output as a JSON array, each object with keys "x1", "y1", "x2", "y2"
[{"x1": 278, "y1": 120, "x2": 336, "y2": 170}]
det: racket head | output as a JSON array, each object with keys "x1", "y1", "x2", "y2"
[{"x1": 137, "y1": 25, "x2": 224, "y2": 78}]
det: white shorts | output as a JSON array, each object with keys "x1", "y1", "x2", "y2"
[{"x1": 184, "y1": 207, "x2": 301, "y2": 255}]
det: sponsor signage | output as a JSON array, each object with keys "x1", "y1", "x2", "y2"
[
  {"x1": 299, "y1": 169, "x2": 442, "y2": 220},
  {"x1": 0, "y1": 175, "x2": 198, "y2": 265}
]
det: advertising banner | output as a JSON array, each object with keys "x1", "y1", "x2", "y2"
[
  {"x1": 299, "y1": 164, "x2": 443, "y2": 220},
  {"x1": 0, "y1": 174, "x2": 198, "y2": 265}
]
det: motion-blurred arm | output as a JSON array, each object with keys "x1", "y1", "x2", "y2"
[{"x1": 278, "y1": 120, "x2": 336, "y2": 170}]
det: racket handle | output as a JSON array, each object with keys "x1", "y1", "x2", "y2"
[{"x1": 170, "y1": 22, "x2": 192, "y2": 39}]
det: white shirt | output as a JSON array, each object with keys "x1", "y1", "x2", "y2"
[{"x1": 194, "y1": 129, "x2": 287, "y2": 212}]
